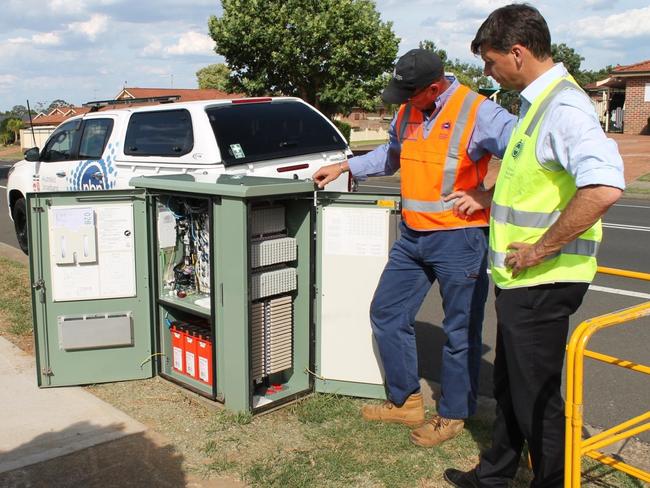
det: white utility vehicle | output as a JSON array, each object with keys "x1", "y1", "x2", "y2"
[{"x1": 7, "y1": 97, "x2": 352, "y2": 253}]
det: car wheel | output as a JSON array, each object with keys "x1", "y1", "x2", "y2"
[{"x1": 12, "y1": 197, "x2": 29, "y2": 255}]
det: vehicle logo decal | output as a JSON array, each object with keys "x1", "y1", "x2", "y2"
[{"x1": 67, "y1": 142, "x2": 118, "y2": 191}]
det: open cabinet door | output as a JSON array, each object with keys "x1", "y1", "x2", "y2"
[
  {"x1": 314, "y1": 192, "x2": 401, "y2": 399},
  {"x1": 28, "y1": 190, "x2": 154, "y2": 387}
]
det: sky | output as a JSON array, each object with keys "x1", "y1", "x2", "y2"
[{"x1": 1, "y1": 0, "x2": 649, "y2": 113}]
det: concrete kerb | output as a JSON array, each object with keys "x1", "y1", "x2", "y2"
[{"x1": 0, "y1": 336, "x2": 147, "y2": 474}]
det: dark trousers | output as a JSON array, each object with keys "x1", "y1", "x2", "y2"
[
  {"x1": 476, "y1": 282, "x2": 589, "y2": 488},
  {"x1": 370, "y1": 224, "x2": 488, "y2": 417}
]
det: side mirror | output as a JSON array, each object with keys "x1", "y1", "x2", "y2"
[{"x1": 24, "y1": 147, "x2": 40, "y2": 162}]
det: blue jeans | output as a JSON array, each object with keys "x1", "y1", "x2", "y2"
[{"x1": 369, "y1": 223, "x2": 488, "y2": 418}]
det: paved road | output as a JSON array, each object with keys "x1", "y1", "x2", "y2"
[
  {"x1": 1, "y1": 166, "x2": 648, "y2": 445},
  {"x1": 358, "y1": 178, "x2": 650, "y2": 444}
]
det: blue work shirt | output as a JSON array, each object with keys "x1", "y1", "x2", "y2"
[
  {"x1": 519, "y1": 63, "x2": 625, "y2": 190},
  {"x1": 348, "y1": 77, "x2": 516, "y2": 180}
]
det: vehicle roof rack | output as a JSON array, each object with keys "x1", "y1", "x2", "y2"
[{"x1": 83, "y1": 96, "x2": 181, "y2": 112}]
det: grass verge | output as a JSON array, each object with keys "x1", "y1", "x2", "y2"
[
  {"x1": 0, "y1": 256, "x2": 32, "y2": 336},
  {"x1": 0, "y1": 257, "x2": 643, "y2": 487},
  {"x1": 350, "y1": 139, "x2": 387, "y2": 149},
  {"x1": 0, "y1": 145, "x2": 24, "y2": 161}
]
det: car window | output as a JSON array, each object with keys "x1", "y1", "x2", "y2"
[
  {"x1": 79, "y1": 118, "x2": 114, "y2": 160},
  {"x1": 41, "y1": 119, "x2": 82, "y2": 162},
  {"x1": 206, "y1": 101, "x2": 347, "y2": 167},
  {"x1": 124, "y1": 109, "x2": 194, "y2": 157}
]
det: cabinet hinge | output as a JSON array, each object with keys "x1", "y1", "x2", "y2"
[
  {"x1": 41, "y1": 367, "x2": 53, "y2": 376},
  {"x1": 32, "y1": 279, "x2": 46, "y2": 302}
]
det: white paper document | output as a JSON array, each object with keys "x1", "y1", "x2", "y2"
[
  {"x1": 49, "y1": 203, "x2": 136, "y2": 302},
  {"x1": 323, "y1": 206, "x2": 388, "y2": 257}
]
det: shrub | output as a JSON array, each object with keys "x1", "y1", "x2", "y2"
[{"x1": 331, "y1": 119, "x2": 351, "y2": 143}]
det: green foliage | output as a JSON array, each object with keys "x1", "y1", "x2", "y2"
[
  {"x1": 577, "y1": 65, "x2": 615, "y2": 87},
  {"x1": 0, "y1": 257, "x2": 32, "y2": 335},
  {"x1": 447, "y1": 60, "x2": 492, "y2": 91},
  {"x1": 196, "y1": 63, "x2": 234, "y2": 92},
  {"x1": 331, "y1": 119, "x2": 351, "y2": 143},
  {"x1": 6, "y1": 118, "x2": 23, "y2": 143},
  {"x1": 551, "y1": 43, "x2": 615, "y2": 87},
  {"x1": 0, "y1": 117, "x2": 23, "y2": 144},
  {"x1": 419, "y1": 39, "x2": 491, "y2": 91},
  {"x1": 419, "y1": 39, "x2": 448, "y2": 64},
  {"x1": 552, "y1": 43, "x2": 584, "y2": 78},
  {"x1": 46, "y1": 99, "x2": 73, "y2": 112},
  {"x1": 498, "y1": 90, "x2": 520, "y2": 115},
  {"x1": 10, "y1": 105, "x2": 30, "y2": 118},
  {"x1": 208, "y1": 0, "x2": 399, "y2": 117}
]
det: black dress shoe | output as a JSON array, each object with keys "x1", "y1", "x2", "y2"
[{"x1": 443, "y1": 468, "x2": 481, "y2": 488}]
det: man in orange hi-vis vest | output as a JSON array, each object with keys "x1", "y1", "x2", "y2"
[{"x1": 313, "y1": 49, "x2": 516, "y2": 447}]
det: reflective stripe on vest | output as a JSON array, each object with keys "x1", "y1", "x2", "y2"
[
  {"x1": 397, "y1": 84, "x2": 491, "y2": 230},
  {"x1": 489, "y1": 75, "x2": 601, "y2": 288},
  {"x1": 489, "y1": 239, "x2": 599, "y2": 268}
]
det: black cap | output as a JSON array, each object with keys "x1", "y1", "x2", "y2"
[{"x1": 381, "y1": 49, "x2": 444, "y2": 104}]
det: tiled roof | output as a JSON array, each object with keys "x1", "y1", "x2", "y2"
[
  {"x1": 612, "y1": 60, "x2": 650, "y2": 74},
  {"x1": 31, "y1": 107, "x2": 91, "y2": 126},
  {"x1": 30, "y1": 87, "x2": 248, "y2": 127},
  {"x1": 116, "y1": 87, "x2": 245, "y2": 101}
]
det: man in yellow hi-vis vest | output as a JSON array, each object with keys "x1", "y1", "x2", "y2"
[{"x1": 442, "y1": 5, "x2": 624, "y2": 488}]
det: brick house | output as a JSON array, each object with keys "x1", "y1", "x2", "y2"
[
  {"x1": 583, "y1": 77, "x2": 626, "y2": 133},
  {"x1": 611, "y1": 60, "x2": 650, "y2": 135}
]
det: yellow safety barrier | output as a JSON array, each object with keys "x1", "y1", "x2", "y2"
[{"x1": 564, "y1": 266, "x2": 650, "y2": 487}]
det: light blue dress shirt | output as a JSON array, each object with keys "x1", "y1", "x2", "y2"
[
  {"x1": 347, "y1": 77, "x2": 517, "y2": 180},
  {"x1": 519, "y1": 63, "x2": 625, "y2": 190}
]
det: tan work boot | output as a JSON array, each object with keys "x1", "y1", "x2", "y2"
[
  {"x1": 361, "y1": 392, "x2": 425, "y2": 427},
  {"x1": 410, "y1": 414, "x2": 464, "y2": 447}
]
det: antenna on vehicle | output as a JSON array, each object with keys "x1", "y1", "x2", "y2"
[{"x1": 26, "y1": 99, "x2": 37, "y2": 148}]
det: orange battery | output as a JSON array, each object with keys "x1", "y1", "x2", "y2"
[
  {"x1": 184, "y1": 326, "x2": 198, "y2": 379},
  {"x1": 196, "y1": 331, "x2": 213, "y2": 385},
  {"x1": 170, "y1": 322, "x2": 185, "y2": 374}
]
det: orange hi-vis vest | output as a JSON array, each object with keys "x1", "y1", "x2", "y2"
[{"x1": 397, "y1": 84, "x2": 491, "y2": 231}]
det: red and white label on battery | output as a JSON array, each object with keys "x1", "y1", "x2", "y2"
[
  {"x1": 199, "y1": 357, "x2": 209, "y2": 383},
  {"x1": 173, "y1": 346, "x2": 183, "y2": 371},
  {"x1": 186, "y1": 351, "x2": 196, "y2": 377}
]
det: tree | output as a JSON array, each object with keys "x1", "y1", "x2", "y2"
[
  {"x1": 0, "y1": 117, "x2": 23, "y2": 144},
  {"x1": 551, "y1": 43, "x2": 583, "y2": 79},
  {"x1": 419, "y1": 40, "x2": 447, "y2": 64},
  {"x1": 46, "y1": 99, "x2": 73, "y2": 112},
  {"x1": 6, "y1": 118, "x2": 23, "y2": 143},
  {"x1": 196, "y1": 63, "x2": 233, "y2": 92},
  {"x1": 446, "y1": 60, "x2": 491, "y2": 91},
  {"x1": 10, "y1": 105, "x2": 29, "y2": 118},
  {"x1": 208, "y1": 0, "x2": 399, "y2": 116},
  {"x1": 577, "y1": 65, "x2": 614, "y2": 87},
  {"x1": 419, "y1": 40, "x2": 491, "y2": 92}
]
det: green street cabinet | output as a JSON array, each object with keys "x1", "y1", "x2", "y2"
[{"x1": 28, "y1": 175, "x2": 401, "y2": 413}]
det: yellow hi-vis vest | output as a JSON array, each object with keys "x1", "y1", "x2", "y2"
[{"x1": 489, "y1": 76, "x2": 602, "y2": 289}]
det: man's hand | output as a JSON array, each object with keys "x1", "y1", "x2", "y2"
[
  {"x1": 504, "y1": 185, "x2": 623, "y2": 277},
  {"x1": 443, "y1": 188, "x2": 493, "y2": 218},
  {"x1": 504, "y1": 242, "x2": 546, "y2": 277},
  {"x1": 312, "y1": 161, "x2": 348, "y2": 189}
]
